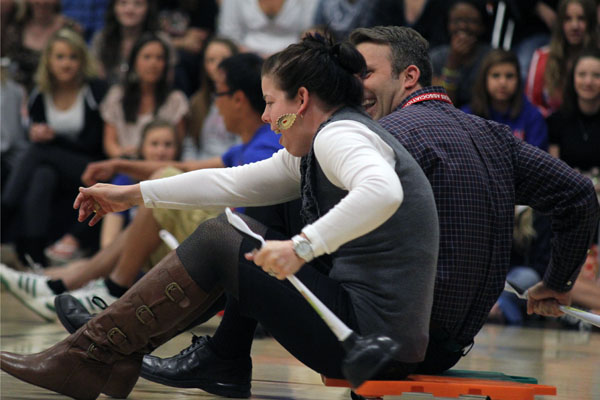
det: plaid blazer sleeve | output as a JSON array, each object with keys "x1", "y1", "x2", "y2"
[{"x1": 512, "y1": 137, "x2": 600, "y2": 292}]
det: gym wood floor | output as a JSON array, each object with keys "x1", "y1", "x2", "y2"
[{"x1": 1, "y1": 291, "x2": 599, "y2": 400}]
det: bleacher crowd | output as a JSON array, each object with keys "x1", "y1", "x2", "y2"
[{"x1": 1, "y1": 0, "x2": 599, "y2": 327}]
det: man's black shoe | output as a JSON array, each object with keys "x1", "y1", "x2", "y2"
[
  {"x1": 140, "y1": 335, "x2": 252, "y2": 398},
  {"x1": 54, "y1": 294, "x2": 103, "y2": 333},
  {"x1": 55, "y1": 292, "x2": 227, "y2": 333}
]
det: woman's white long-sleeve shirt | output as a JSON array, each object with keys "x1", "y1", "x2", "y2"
[{"x1": 141, "y1": 120, "x2": 403, "y2": 257}]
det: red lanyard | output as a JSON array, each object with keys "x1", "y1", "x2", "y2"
[{"x1": 402, "y1": 92, "x2": 453, "y2": 109}]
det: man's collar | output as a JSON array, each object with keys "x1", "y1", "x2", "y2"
[{"x1": 397, "y1": 86, "x2": 449, "y2": 111}]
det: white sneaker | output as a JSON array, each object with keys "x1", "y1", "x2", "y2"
[
  {"x1": 0, "y1": 263, "x2": 56, "y2": 321},
  {"x1": 47, "y1": 279, "x2": 118, "y2": 314}
]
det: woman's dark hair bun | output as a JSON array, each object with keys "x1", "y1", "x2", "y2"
[
  {"x1": 332, "y1": 42, "x2": 365, "y2": 75},
  {"x1": 262, "y1": 31, "x2": 365, "y2": 109},
  {"x1": 305, "y1": 33, "x2": 365, "y2": 76}
]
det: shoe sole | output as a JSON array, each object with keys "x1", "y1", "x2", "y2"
[
  {"x1": 0, "y1": 276, "x2": 55, "y2": 322},
  {"x1": 140, "y1": 370, "x2": 251, "y2": 398}
]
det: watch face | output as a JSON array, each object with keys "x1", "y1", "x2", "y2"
[
  {"x1": 296, "y1": 242, "x2": 310, "y2": 255},
  {"x1": 294, "y1": 239, "x2": 312, "y2": 260}
]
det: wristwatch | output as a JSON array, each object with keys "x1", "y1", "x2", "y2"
[{"x1": 292, "y1": 235, "x2": 314, "y2": 262}]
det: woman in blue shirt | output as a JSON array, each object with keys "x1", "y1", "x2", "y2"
[{"x1": 463, "y1": 49, "x2": 548, "y2": 150}]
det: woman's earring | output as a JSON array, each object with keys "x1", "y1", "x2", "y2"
[{"x1": 276, "y1": 113, "x2": 297, "y2": 132}]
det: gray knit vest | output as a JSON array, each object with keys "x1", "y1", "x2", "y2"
[{"x1": 300, "y1": 107, "x2": 439, "y2": 362}]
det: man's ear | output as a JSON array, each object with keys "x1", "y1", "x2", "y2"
[
  {"x1": 297, "y1": 87, "x2": 310, "y2": 116},
  {"x1": 232, "y1": 89, "x2": 245, "y2": 107},
  {"x1": 403, "y1": 65, "x2": 421, "y2": 90}
]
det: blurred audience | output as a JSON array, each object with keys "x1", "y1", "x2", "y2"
[
  {"x1": 183, "y1": 37, "x2": 240, "y2": 161},
  {"x1": 217, "y1": 0, "x2": 317, "y2": 56},
  {"x1": 547, "y1": 48, "x2": 600, "y2": 172},
  {"x1": 526, "y1": 0, "x2": 598, "y2": 117},
  {"x1": 430, "y1": 0, "x2": 491, "y2": 107},
  {"x1": 1, "y1": 28, "x2": 106, "y2": 266},
  {"x1": 99, "y1": 119, "x2": 180, "y2": 248},
  {"x1": 463, "y1": 49, "x2": 548, "y2": 150},
  {"x1": 90, "y1": 0, "x2": 175, "y2": 86},
  {"x1": 2, "y1": 0, "x2": 82, "y2": 93},
  {"x1": 157, "y1": 0, "x2": 219, "y2": 96},
  {"x1": 100, "y1": 33, "x2": 188, "y2": 159},
  {"x1": 512, "y1": 1, "x2": 558, "y2": 81}
]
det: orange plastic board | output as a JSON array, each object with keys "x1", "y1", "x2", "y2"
[{"x1": 322, "y1": 374, "x2": 556, "y2": 400}]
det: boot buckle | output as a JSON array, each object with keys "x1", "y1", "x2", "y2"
[
  {"x1": 165, "y1": 282, "x2": 185, "y2": 303},
  {"x1": 136, "y1": 305, "x2": 155, "y2": 325},
  {"x1": 107, "y1": 327, "x2": 128, "y2": 346},
  {"x1": 87, "y1": 343, "x2": 101, "y2": 361}
]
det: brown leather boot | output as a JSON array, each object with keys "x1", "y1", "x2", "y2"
[{"x1": 0, "y1": 251, "x2": 221, "y2": 400}]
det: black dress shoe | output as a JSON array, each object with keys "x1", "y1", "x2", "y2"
[
  {"x1": 141, "y1": 335, "x2": 252, "y2": 398},
  {"x1": 55, "y1": 292, "x2": 227, "y2": 333},
  {"x1": 54, "y1": 294, "x2": 102, "y2": 333}
]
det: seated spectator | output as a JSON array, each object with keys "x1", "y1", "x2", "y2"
[
  {"x1": 2, "y1": 0, "x2": 82, "y2": 93},
  {"x1": 217, "y1": 0, "x2": 318, "y2": 56},
  {"x1": 183, "y1": 37, "x2": 240, "y2": 161},
  {"x1": 157, "y1": 0, "x2": 219, "y2": 96},
  {"x1": 429, "y1": 0, "x2": 491, "y2": 108},
  {"x1": 463, "y1": 49, "x2": 548, "y2": 150},
  {"x1": 0, "y1": 53, "x2": 283, "y2": 321},
  {"x1": 41, "y1": 33, "x2": 188, "y2": 262},
  {"x1": 526, "y1": 0, "x2": 598, "y2": 117},
  {"x1": 101, "y1": 120, "x2": 180, "y2": 248},
  {"x1": 90, "y1": 0, "x2": 175, "y2": 86},
  {"x1": 1, "y1": 28, "x2": 106, "y2": 266},
  {"x1": 547, "y1": 48, "x2": 599, "y2": 172},
  {"x1": 100, "y1": 33, "x2": 188, "y2": 159},
  {"x1": 46, "y1": 119, "x2": 180, "y2": 262}
]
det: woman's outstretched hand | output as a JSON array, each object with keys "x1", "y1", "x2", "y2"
[{"x1": 73, "y1": 183, "x2": 143, "y2": 226}]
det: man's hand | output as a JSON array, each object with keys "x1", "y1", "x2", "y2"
[
  {"x1": 527, "y1": 281, "x2": 572, "y2": 317},
  {"x1": 245, "y1": 240, "x2": 305, "y2": 280},
  {"x1": 81, "y1": 159, "x2": 120, "y2": 186}
]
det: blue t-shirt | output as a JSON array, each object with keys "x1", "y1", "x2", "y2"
[
  {"x1": 462, "y1": 95, "x2": 548, "y2": 151},
  {"x1": 220, "y1": 124, "x2": 282, "y2": 213},
  {"x1": 111, "y1": 174, "x2": 137, "y2": 223},
  {"x1": 221, "y1": 124, "x2": 282, "y2": 167}
]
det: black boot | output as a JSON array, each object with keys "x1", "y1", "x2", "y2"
[{"x1": 141, "y1": 335, "x2": 251, "y2": 398}]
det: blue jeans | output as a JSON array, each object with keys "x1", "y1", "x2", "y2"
[{"x1": 498, "y1": 266, "x2": 541, "y2": 324}]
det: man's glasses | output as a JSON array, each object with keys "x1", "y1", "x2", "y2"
[{"x1": 215, "y1": 89, "x2": 235, "y2": 97}]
